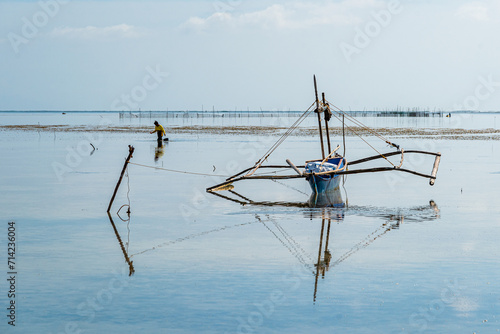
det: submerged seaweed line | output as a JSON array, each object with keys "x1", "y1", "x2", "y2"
[{"x1": 3, "y1": 124, "x2": 500, "y2": 140}]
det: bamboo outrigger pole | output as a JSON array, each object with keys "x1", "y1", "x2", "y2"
[
  {"x1": 314, "y1": 76, "x2": 326, "y2": 160},
  {"x1": 107, "y1": 145, "x2": 135, "y2": 213},
  {"x1": 429, "y1": 154, "x2": 441, "y2": 186},
  {"x1": 349, "y1": 150, "x2": 441, "y2": 166}
]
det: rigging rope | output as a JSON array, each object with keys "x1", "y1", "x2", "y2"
[
  {"x1": 244, "y1": 102, "x2": 316, "y2": 177},
  {"x1": 325, "y1": 100, "x2": 405, "y2": 168},
  {"x1": 329, "y1": 111, "x2": 396, "y2": 167},
  {"x1": 272, "y1": 218, "x2": 314, "y2": 263},
  {"x1": 256, "y1": 215, "x2": 315, "y2": 274},
  {"x1": 130, "y1": 221, "x2": 256, "y2": 258},
  {"x1": 243, "y1": 97, "x2": 406, "y2": 174},
  {"x1": 271, "y1": 179, "x2": 309, "y2": 196},
  {"x1": 117, "y1": 167, "x2": 131, "y2": 222},
  {"x1": 328, "y1": 101, "x2": 395, "y2": 145},
  {"x1": 129, "y1": 162, "x2": 230, "y2": 177},
  {"x1": 330, "y1": 222, "x2": 394, "y2": 267}
]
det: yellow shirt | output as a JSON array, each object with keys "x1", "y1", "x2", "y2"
[{"x1": 154, "y1": 124, "x2": 165, "y2": 136}]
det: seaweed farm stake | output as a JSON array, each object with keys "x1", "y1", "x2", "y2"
[{"x1": 107, "y1": 145, "x2": 135, "y2": 213}]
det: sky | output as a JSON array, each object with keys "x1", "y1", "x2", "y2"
[{"x1": 1, "y1": 0, "x2": 500, "y2": 111}]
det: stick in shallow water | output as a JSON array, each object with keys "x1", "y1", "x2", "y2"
[{"x1": 107, "y1": 145, "x2": 135, "y2": 213}]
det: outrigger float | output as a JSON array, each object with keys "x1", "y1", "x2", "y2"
[{"x1": 206, "y1": 76, "x2": 441, "y2": 196}]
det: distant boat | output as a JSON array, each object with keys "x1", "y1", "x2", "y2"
[{"x1": 207, "y1": 75, "x2": 441, "y2": 198}]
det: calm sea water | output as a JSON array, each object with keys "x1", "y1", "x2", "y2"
[{"x1": 0, "y1": 112, "x2": 499, "y2": 333}]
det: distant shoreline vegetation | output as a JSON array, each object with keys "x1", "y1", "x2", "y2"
[
  {"x1": 2, "y1": 124, "x2": 500, "y2": 141},
  {"x1": 1, "y1": 110, "x2": 500, "y2": 115}
]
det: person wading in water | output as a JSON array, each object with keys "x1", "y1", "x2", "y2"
[{"x1": 150, "y1": 121, "x2": 167, "y2": 142}]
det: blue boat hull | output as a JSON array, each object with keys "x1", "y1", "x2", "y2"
[{"x1": 306, "y1": 157, "x2": 345, "y2": 194}]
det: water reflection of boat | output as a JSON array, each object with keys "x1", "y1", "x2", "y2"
[
  {"x1": 308, "y1": 188, "x2": 344, "y2": 208},
  {"x1": 207, "y1": 76, "x2": 441, "y2": 196},
  {"x1": 254, "y1": 201, "x2": 440, "y2": 303},
  {"x1": 314, "y1": 215, "x2": 333, "y2": 302},
  {"x1": 209, "y1": 187, "x2": 345, "y2": 209},
  {"x1": 311, "y1": 209, "x2": 410, "y2": 302}
]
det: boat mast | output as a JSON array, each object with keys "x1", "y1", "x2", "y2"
[
  {"x1": 343, "y1": 113, "x2": 346, "y2": 157},
  {"x1": 314, "y1": 75, "x2": 326, "y2": 160},
  {"x1": 322, "y1": 92, "x2": 332, "y2": 154}
]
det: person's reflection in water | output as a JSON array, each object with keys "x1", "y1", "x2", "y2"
[{"x1": 155, "y1": 140, "x2": 165, "y2": 163}]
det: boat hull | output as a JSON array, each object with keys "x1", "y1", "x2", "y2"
[{"x1": 306, "y1": 157, "x2": 345, "y2": 194}]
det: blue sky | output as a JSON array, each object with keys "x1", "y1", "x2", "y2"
[{"x1": 1, "y1": 0, "x2": 500, "y2": 111}]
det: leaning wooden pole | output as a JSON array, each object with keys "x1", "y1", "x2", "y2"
[
  {"x1": 314, "y1": 76, "x2": 326, "y2": 160},
  {"x1": 107, "y1": 145, "x2": 135, "y2": 213}
]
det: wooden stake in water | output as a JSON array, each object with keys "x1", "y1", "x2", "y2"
[{"x1": 107, "y1": 145, "x2": 135, "y2": 213}]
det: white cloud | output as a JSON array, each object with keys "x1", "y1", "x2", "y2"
[
  {"x1": 456, "y1": 2, "x2": 491, "y2": 21},
  {"x1": 50, "y1": 24, "x2": 143, "y2": 40},
  {"x1": 182, "y1": 5, "x2": 293, "y2": 31},
  {"x1": 182, "y1": 0, "x2": 385, "y2": 32}
]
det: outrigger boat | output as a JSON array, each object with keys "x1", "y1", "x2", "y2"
[{"x1": 207, "y1": 76, "x2": 441, "y2": 196}]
